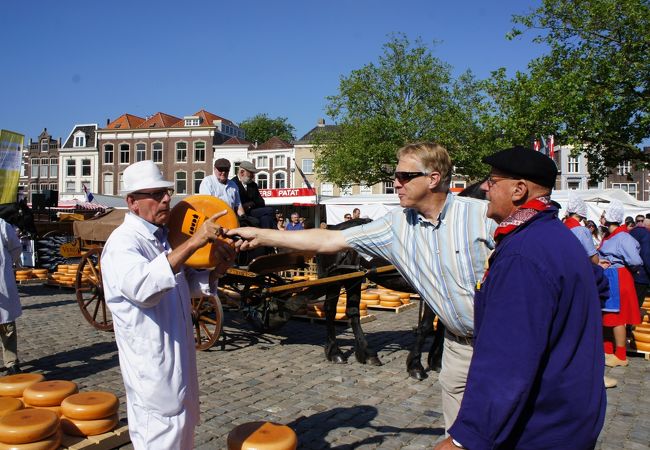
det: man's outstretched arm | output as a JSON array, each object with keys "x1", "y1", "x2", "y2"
[{"x1": 227, "y1": 227, "x2": 348, "y2": 254}]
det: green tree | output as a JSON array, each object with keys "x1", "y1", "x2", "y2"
[
  {"x1": 489, "y1": 0, "x2": 650, "y2": 180},
  {"x1": 239, "y1": 114, "x2": 295, "y2": 144},
  {"x1": 317, "y1": 34, "x2": 494, "y2": 186}
]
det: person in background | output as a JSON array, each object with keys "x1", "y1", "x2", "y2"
[
  {"x1": 564, "y1": 195, "x2": 599, "y2": 264},
  {"x1": 199, "y1": 158, "x2": 245, "y2": 216},
  {"x1": 629, "y1": 215, "x2": 650, "y2": 309},
  {"x1": 285, "y1": 212, "x2": 304, "y2": 231},
  {"x1": 586, "y1": 220, "x2": 601, "y2": 247},
  {"x1": 232, "y1": 161, "x2": 275, "y2": 229},
  {"x1": 599, "y1": 200, "x2": 642, "y2": 368},
  {"x1": 352, "y1": 208, "x2": 361, "y2": 219},
  {"x1": 0, "y1": 217, "x2": 22, "y2": 375},
  {"x1": 319, "y1": 221, "x2": 328, "y2": 229},
  {"x1": 101, "y1": 160, "x2": 235, "y2": 449},
  {"x1": 276, "y1": 216, "x2": 285, "y2": 230},
  {"x1": 439, "y1": 147, "x2": 606, "y2": 449},
  {"x1": 344, "y1": 213, "x2": 352, "y2": 221},
  {"x1": 625, "y1": 216, "x2": 635, "y2": 229}
]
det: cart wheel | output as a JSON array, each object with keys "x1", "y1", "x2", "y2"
[
  {"x1": 75, "y1": 247, "x2": 113, "y2": 331},
  {"x1": 192, "y1": 296, "x2": 223, "y2": 351}
]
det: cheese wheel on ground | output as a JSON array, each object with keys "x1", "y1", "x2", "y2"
[
  {"x1": 0, "y1": 409, "x2": 59, "y2": 444},
  {"x1": 633, "y1": 330, "x2": 650, "y2": 344},
  {"x1": 25, "y1": 406, "x2": 61, "y2": 418},
  {"x1": 379, "y1": 294, "x2": 400, "y2": 302},
  {"x1": 635, "y1": 323, "x2": 650, "y2": 333},
  {"x1": 0, "y1": 375, "x2": 45, "y2": 398},
  {"x1": 227, "y1": 421, "x2": 297, "y2": 450},
  {"x1": 361, "y1": 293, "x2": 379, "y2": 301},
  {"x1": 400, "y1": 297, "x2": 411, "y2": 305},
  {"x1": 334, "y1": 312, "x2": 347, "y2": 320},
  {"x1": 390, "y1": 291, "x2": 411, "y2": 299},
  {"x1": 23, "y1": 381, "x2": 78, "y2": 407},
  {"x1": 634, "y1": 341, "x2": 650, "y2": 352},
  {"x1": 0, "y1": 429, "x2": 61, "y2": 450},
  {"x1": 336, "y1": 305, "x2": 346, "y2": 314},
  {"x1": 361, "y1": 298, "x2": 380, "y2": 306},
  {"x1": 0, "y1": 398, "x2": 22, "y2": 417},
  {"x1": 60, "y1": 413, "x2": 118, "y2": 437},
  {"x1": 380, "y1": 301, "x2": 402, "y2": 307},
  {"x1": 60, "y1": 392, "x2": 118, "y2": 420}
]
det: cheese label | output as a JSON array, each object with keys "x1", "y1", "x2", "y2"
[{"x1": 181, "y1": 208, "x2": 205, "y2": 236}]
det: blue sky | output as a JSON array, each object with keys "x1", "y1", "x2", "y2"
[{"x1": 1, "y1": 0, "x2": 544, "y2": 143}]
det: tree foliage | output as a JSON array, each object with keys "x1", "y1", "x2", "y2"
[
  {"x1": 489, "y1": 0, "x2": 650, "y2": 180},
  {"x1": 317, "y1": 34, "x2": 495, "y2": 186},
  {"x1": 239, "y1": 114, "x2": 295, "y2": 145}
]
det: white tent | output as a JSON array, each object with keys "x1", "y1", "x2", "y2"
[
  {"x1": 551, "y1": 189, "x2": 650, "y2": 224},
  {"x1": 320, "y1": 194, "x2": 400, "y2": 224}
]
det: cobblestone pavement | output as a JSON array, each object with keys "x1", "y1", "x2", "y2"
[{"x1": 13, "y1": 284, "x2": 650, "y2": 449}]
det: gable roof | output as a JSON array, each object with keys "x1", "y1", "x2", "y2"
[
  {"x1": 257, "y1": 136, "x2": 293, "y2": 150},
  {"x1": 171, "y1": 109, "x2": 236, "y2": 128},
  {"x1": 104, "y1": 114, "x2": 145, "y2": 130},
  {"x1": 222, "y1": 137, "x2": 252, "y2": 146},
  {"x1": 62, "y1": 124, "x2": 98, "y2": 149},
  {"x1": 296, "y1": 124, "x2": 339, "y2": 144},
  {"x1": 138, "y1": 112, "x2": 182, "y2": 129}
]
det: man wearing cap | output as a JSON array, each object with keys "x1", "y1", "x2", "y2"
[
  {"x1": 101, "y1": 160, "x2": 235, "y2": 449},
  {"x1": 438, "y1": 147, "x2": 606, "y2": 450},
  {"x1": 232, "y1": 161, "x2": 275, "y2": 229},
  {"x1": 199, "y1": 158, "x2": 245, "y2": 216},
  {"x1": 228, "y1": 142, "x2": 496, "y2": 433},
  {"x1": 564, "y1": 194, "x2": 599, "y2": 264}
]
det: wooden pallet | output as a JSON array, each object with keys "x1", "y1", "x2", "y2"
[
  {"x1": 292, "y1": 313, "x2": 376, "y2": 324},
  {"x1": 61, "y1": 419, "x2": 130, "y2": 449},
  {"x1": 15, "y1": 278, "x2": 46, "y2": 285},
  {"x1": 366, "y1": 301, "x2": 417, "y2": 314}
]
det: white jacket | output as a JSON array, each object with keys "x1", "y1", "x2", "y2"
[{"x1": 0, "y1": 218, "x2": 22, "y2": 324}]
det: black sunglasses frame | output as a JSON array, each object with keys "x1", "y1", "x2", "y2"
[
  {"x1": 393, "y1": 171, "x2": 429, "y2": 182},
  {"x1": 131, "y1": 188, "x2": 175, "y2": 201}
]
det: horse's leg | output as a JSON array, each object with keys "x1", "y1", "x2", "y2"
[
  {"x1": 345, "y1": 280, "x2": 382, "y2": 366},
  {"x1": 324, "y1": 284, "x2": 346, "y2": 364},
  {"x1": 427, "y1": 317, "x2": 445, "y2": 373},
  {"x1": 406, "y1": 303, "x2": 436, "y2": 380}
]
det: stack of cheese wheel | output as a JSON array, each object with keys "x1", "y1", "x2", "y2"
[
  {"x1": 0, "y1": 374, "x2": 45, "y2": 403},
  {"x1": 0, "y1": 398, "x2": 23, "y2": 418},
  {"x1": 23, "y1": 380, "x2": 78, "y2": 418},
  {"x1": 632, "y1": 316, "x2": 650, "y2": 352},
  {"x1": 60, "y1": 391, "x2": 119, "y2": 437},
  {"x1": 0, "y1": 409, "x2": 61, "y2": 450},
  {"x1": 390, "y1": 291, "x2": 411, "y2": 305},
  {"x1": 335, "y1": 297, "x2": 368, "y2": 318},
  {"x1": 379, "y1": 293, "x2": 402, "y2": 308},
  {"x1": 14, "y1": 270, "x2": 32, "y2": 282},
  {"x1": 360, "y1": 291, "x2": 380, "y2": 306},
  {"x1": 81, "y1": 264, "x2": 93, "y2": 285},
  {"x1": 31, "y1": 268, "x2": 49, "y2": 280}
]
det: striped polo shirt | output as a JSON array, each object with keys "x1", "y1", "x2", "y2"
[{"x1": 342, "y1": 194, "x2": 495, "y2": 337}]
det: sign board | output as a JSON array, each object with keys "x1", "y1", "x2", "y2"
[
  {"x1": 0, "y1": 130, "x2": 24, "y2": 204},
  {"x1": 258, "y1": 187, "x2": 317, "y2": 206}
]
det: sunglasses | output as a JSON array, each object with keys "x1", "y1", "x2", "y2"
[
  {"x1": 393, "y1": 171, "x2": 429, "y2": 182},
  {"x1": 132, "y1": 188, "x2": 174, "y2": 201},
  {"x1": 485, "y1": 175, "x2": 519, "y2": 188},
  {"x1": 215, "y1": 167, "x2": 231, "y2": 172}
]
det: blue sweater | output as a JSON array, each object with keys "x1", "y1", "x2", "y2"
[{"x1": 449, "y1": 208, "x2": 606, "y2": 449}]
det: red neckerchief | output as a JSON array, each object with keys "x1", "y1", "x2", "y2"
[
  {"x1": 563, "y1": 216, "x2": 582, "y2": 230},
  {"x1": 598, "y1": 224, "x2": 628, "y2": 250},
  {"x1": 493, "y1": 196, "x2": 551, "y2": 243}
]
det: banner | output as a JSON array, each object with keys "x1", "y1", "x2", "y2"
[{"x1": 0, "y1": 130, "x2": 24, "y2": 204}]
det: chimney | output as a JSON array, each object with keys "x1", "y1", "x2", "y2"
[
  {"x1": 106, "y1": 118, "x2": 110, "y2": 126},
  {"x1": 317, "y1": 118, "x2": 325, "y2": 127}
]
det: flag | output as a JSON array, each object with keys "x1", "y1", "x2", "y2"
[
  {"x1": 82, "y1": 184, "x2": 94, "y2": 202},
  {"x1": 292, "y1": 158, "x2": 314, "y2": 191},
  {"x1": 548, "y1": 135, "x2": 555, "y2": 159},
  {"x1": 539, "y1": 135, "x2": 548, "y2": 156},
  {"x1": 533, "y1": 139, "x2": 540, "y2": 152}
]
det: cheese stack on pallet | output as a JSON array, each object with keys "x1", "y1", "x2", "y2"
[
  {"x1": 14, "y1": 270, "x2": 32, "y2": 282},
  {"x1": 31, "y1": 268, "x2": 48, "y2": 280},
  {"x1": 60, "y1": 392, "x2": 120, "y2": 437},
  {"x1": 23, "y1": 380, "x2": 79, "y2": 417}
]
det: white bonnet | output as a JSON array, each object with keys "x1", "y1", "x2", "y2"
[
  {"x1": 604, "y1": 200, "x2": 625, "y2": 224},
  {"x1": 566, "y1": 194, "x2": 587, "y2": 218}
]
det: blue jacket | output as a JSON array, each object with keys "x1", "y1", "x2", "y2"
[
  {"x1": 449, "y1": 207, "x2": 606, "y2": 449},
  {"x1": 629, "y1": 226, "x2": 650, "y2": 285}
]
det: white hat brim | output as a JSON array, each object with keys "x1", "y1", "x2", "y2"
[{"x1": 120, "y1": 180, "x2": 175, "y2": 195}]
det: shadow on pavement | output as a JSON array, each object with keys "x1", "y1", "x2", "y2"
[
  {"x1": 22, "y1": 299, "x2": 77, "y2": 310},
  {"x1": 22, "y1": 341, "x2": 119, "y2": 379}
]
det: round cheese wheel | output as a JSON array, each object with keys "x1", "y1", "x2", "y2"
[
  {"x1": 361, "y1": 293, "x2": 379, "y2": 301},
  {"x1": 633, "y1": 330, "x2": 650, "y2": 344},
  {"x1": 360, "y1": 309, "x2": 368, "y2": 317},
  {"x1": 336, "y1": 305, "x2": 346, "y2": 314},
  {"x1": 60, "y1": 413, "x2": 118, "y2": 437},
  {"x1": 0, "y1": 429, "x2": 61, "y2": 450},
  {"x1": 291, "y1": 275, "x2": 308, "y2": 282},
  {"x1": 380, "y1": 300, "x2": 402, "y2": 308},
  {"x1": 168, "y1": 195, "x2": 239, "y2": 269},
  {"x1": 634, "y1": 340, "x2": 650, "y2": 352},
  {"x1": 25, "y1": 406, "x2": 62, "y2": 418},
  {"x1": 334, "y1": 312, "x2": 347, "y2": 320},
  {"x1": 635, "y1": 323, "x2": 650, "y2": 333},
  {"x1": 227, "y1": 421, "x2": 297, "y2": 450},
  {"x1": 401, "y1": 298, "x2": 411, "y2": 305},
  {"x1": 23, "y1": 381, "x2": 78, "y2": 407},
  {"x1": 0, "y1": 398, "x2": 23, "y2": 417},
  {"x1": 31, "y1": 269, "x2": 47, "y2": 274},
  {"x1": 60, "y1": 392, "x2": 118, "y2": 421},
  {"x1": 0, "y1": 409, "x2": 59, "y2": 444},
  {"x1": 379, "y1": 294, "x2": 400, "y2": 302},
  {"x1": 0, "y1": 375, "x2": 45, "y2": 398},
  {"x1": 390, "y1": 291, "x2": 411, "y2": 299},
  {"x1": 359, "y1": 302, "x2": 367, "y2": 310},
  {"x1": 361, "y1": 299, "x2": 380, "y2": 306}
]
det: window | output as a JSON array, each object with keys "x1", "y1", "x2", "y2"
[
  {"x1": 340, "y1": 185, "x2": 352, "y2": 196},
  {"x1": 175, "y1": 172, "x2": 187, "y2": 194},
  {"x1": 612, "y1": 183, "x2": 638, "y2": 198},
  {"x1": 568, "y1": 181, "x2": 581, "y2": 190},
  {"x1": 185, "y1": 118, "x2": 200, "y2": 127},
  {"x1": 49, "y1": 158, "x2": 58, "y2": 178},
  {"x1": 104, "y1": 144, "x2": 114, "y2": 164},
  {"x1": 82, "y1": 159, "x2": 91, "y2": 176},
  {"x1": 257, "y1": 173, "x2": 268, "y2": 189},
  {"x1": 176, "y1": 142, "x2": 187, "y2": 162},
  {"x1": 40, "y1": 183, "x2": 48, "y2": 193},
  {"x1": 617, "y1": 161, "x2": 631, "y2": 176},
  {"x1": 119, "y1": 144, "x2": 130, "y2": 164},
  {"x1": 152, "y1": 142, "x2": 163, "y2": 163},
  {"x1": 383, "y1": 181, "x2": 395, "y2": 194},
  {"x1": 119, "y1": 173, "x2": 124, "y2": 192},
  {"x1": 66, "y1": 181, "x2": 75, "y2": 192},
  {"x1": 360, "y1": 184, "x2": 372, "y2": 195},
  {"x1": 103, "y1": 173, "x2": 113, "y2": 195},
  {"x1": 39, "y1": 159, "x2": 48, "y2": 178},
  {"x1": 66, "y1": 159, "x2": 76, "y2": 176},
  {"x1": 302, "y1": 159, "x2": 314, "y2": 174},
  {"x1": 74, "y1": 134, "x2": 85, "y2": 147},
  {"x1": 49, "y1": 183, "x2": 57, "y2": 191},
  {"x1": 567, "y1": 157, "x2": 579, "y2": 173},
  {"x1": 194, "y1": 142, "x2": 206, "y2": 162},
  {"x1": 193, "y1": 171, "x2": 204, "y2": 194},
  {"x1": 40, "y1": 140, "x2": 49, "y2": 152},
  {"x1": 136, "y1": 143, "x2": 146, "y2": 162},
  {"x1": 30, "y1": 159, "x2": 39, "y2": 178},
  {"x1": 257, "y1": 156, "x2": 268, "y2": 168},
  {"x1": 274, "y1": 172, "x2": 286, "y2": 189},
  {"x1": 320, "y1": 183, "x2": 333, "y2": 196},
  {"x1": 30, "y1": 183, "x2": 37, "y2": 200},
  {"x1": 274, "y1": 155, "x2": 285, "y2": 167}
]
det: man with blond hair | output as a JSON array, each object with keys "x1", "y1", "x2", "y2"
[{"x1": 229, "y1": 142, "x2": 495, "y2": 432}]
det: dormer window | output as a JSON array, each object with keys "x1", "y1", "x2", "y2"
[
  {"x1": 184, "y1": 116, "x2": 200, "y2": 127},
  {"x1": 40, "y1": 140, "x2": 49, "y2": 152},
  {"x1": 73, "y1": 131, "x2": 86, "y2": 148}
]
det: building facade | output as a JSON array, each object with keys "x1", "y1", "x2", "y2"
[
  {"x1": 25, "y1": 129, "x2": 60, "y2": 204},
  {"x1": 59, "y1": 124, "x2": 99, "y2": 201}
]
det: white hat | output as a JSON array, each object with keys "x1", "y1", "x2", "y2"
[
  {"x1": 566, "y1": 194, "x2": 587, "y2": 218},
  {"x1": 121, "y1": 160, "x2": 174, "y2": 195},
  {"x1": 604, "y1": 200, "x2": 625, "y2": 224}
]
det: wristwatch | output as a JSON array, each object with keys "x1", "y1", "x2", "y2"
[{"x1": 451, "y1": 438, "x2": 465, "y2": 448}]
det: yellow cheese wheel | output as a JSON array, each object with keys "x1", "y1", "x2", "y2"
[
  {"x1": 361, "y1": 299, "x2": 380, "y2": 306},
  {"x1": 334, "y1": 312, "x2": 347, "y2": 320},
  {"x1": 0, "y1": 375, "x2": 45, "y2": 399},
  {"x1": 634, "y1": 340, "x2": 650, "y2": 352},
  {"x1": 0, "y1": 429, "x2": 61, "y2": 450},
  {"x1": 0, "y1": 409, "x2": 59, "y2": 444},
  {"x1": 361, "y1": 293, "x2": 379, "y2": 301},
  {"x1": 336, "y1": 305, "x2": 346, "y2": 314},
  {"x1": 390, "y1": 291, "x2": 411, "y2": 299},
  {"x1": 380, "y1": 300, "x2": 402, "y2": 308},
  {"x1": 291, "y1": 275, "x2": 308, "y2": 282},
  {"x1": 25, "y1": 406, "x2": 61, "y2": 418},
  {"x1": 60, "y1": 392, "x2": 118, "y2": 421},
  {"x1": 635, "y1": 323, "x2": 650, "y2": 333},
  {"x1": 227, "y1": 421, "x2": 297, "y2": 450},
  {"x1": 168, "y1": 195, "x2": 239, "y2": 269},
  {"x1": 306, "y1": 310, "x2": 325, "y2": 318},
  {"x1": 60, "y1": 413, "x2": 118, "y2": 437},
  {"x1": 23, "y1": 381, "x2": 78, "y2": 407},
  {"x1": 379, "y1": 294, "x2": 400, "y2": 302},
  {"x1": 56, "y1": 265, "x2": 68, "y2": 272},
  {"x1": 0, "y1": 398, "x2": 23, "y2": 417},
  {"x1": 401, "y1": 298, "x2": 411, "y2": 305},
  {"x1": 633, "y1": 330, "x2": 650, "y2": 344}
]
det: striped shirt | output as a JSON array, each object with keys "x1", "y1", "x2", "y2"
[{"x1": 342, "y1": 194, "x2": 496, "y2": 337}]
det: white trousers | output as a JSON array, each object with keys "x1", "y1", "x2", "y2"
[
  {"x1": 128, "y1": 401, "x2": 195, "y2": 450},
  {"x1": 438, "y1": 336, "x2": 473, "y2": 431}
]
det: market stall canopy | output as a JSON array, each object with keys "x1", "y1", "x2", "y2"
[
  {"x1": 73, "y1": 209, "x2": 127, "y2": 242},
  {"x1": 551, "y1": 189, "x2": 650, "y2": 223},
  {"x1": 320, "y1": 194, "x2": 400, "y2": 224}
]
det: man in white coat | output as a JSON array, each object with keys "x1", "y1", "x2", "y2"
[
  {"x1": 199, "y1": 158, "x2": 245, "y2": 216},
  {"x1": 101, "y1": 160, "x2": 235, "y2": 449},
  {"x1": 0, "y1": 217, "x2": 22, "y2": 375}
]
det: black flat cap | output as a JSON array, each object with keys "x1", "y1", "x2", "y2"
[
  {"x1": 214, "y1": 158, "x2": 230, "y2": 168},
  {"x1": 482, "y1": 146, "x2": 558, "y2": 189}
]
